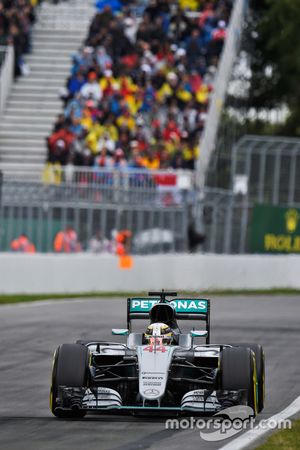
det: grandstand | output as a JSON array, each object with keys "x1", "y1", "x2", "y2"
[
  {"x1": 0, "y1": 0, "x2": 238, "y2": 181},
  {"x1": 0, "y1": 0, "x2": 248, "y2": 254}
]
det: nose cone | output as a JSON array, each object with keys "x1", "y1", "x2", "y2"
[{"x1": 138, "y1": 345, "x2": 175, "y2": 401}]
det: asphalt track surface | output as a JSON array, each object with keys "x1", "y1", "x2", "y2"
[{"x1": 0, "y1": 295, "x2": 299, "y2": 450}]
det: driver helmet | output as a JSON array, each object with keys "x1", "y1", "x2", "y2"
[{"x1": 145, "y1": 322, "x2": 173, "y2": 344}]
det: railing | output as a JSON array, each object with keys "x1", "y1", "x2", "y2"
[
  {"x1": 4, "y1": 175, "x2": 298, "y2": 254},
  {"x1": 3, "y1": 167, "x2": 196, "y2": 206},
  {"x1": 0, "y1": 45, "x2": 14, "y2": 115},
  {"x1": 0, "y1": 169, "x2": 194, "y2": 253},
  {"x1": 196, "y1": 0, "x2": 247, "y2": 190},
  {"x1": 0, "y1": 188, "x2": 189, "y2": 254},
  {"x1": 230, "y1": 135, "x2": 300, "y2": 205},
  {"x1": 0, "y1": 176, "x2": 271, "y2": 255}
]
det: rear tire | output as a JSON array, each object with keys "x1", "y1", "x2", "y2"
[
  {"x1": 221, "y1": 347, "x2": 257, "y2": 415},
  {"x1": 50, "y1": 343, "x2": 89, "y2": 418},
  {"x1": 229, "y1": 343, "x2": 265, "y2": 413}
]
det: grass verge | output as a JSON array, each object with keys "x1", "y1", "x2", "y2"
[
  {"x1": 256, "y1": 419, "x2": 300, "y2": 450},
  {"x1": 1, "y1": 288, "x2": 300, "y2": 305}
]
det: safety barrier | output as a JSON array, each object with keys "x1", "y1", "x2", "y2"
[{"x1": 0, "y1": 253, "x2": 298, "y2": 294}]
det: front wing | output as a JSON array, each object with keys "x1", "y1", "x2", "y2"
[{"x1": 55, "y1": 386, "x2": 248, "y2": 415}]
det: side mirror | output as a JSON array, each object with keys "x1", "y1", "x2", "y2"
[
  {"x1": 190, "y1": 330, "x2": 208, "y2": 338},
  {"x1": 112, "y1": 328, "x2": 129, "y2": 336}
]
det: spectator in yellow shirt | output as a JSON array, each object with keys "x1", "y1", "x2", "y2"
[
  {"x1": 116, "y1": 110, "x2": 136, "y2": 132},
  {"x1": 179, "y1": 0, "x2": 200, "y2": 11}
]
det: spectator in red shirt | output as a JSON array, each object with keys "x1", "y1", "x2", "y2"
[
  {"x1": 163, "y1": 119, "x2": 181, "y2": 142},
  {"x1": 47, "y1": 120, "x2": 75, "y2": 165}
]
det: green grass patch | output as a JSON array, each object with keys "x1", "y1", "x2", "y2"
[
  {"x1": 0, "y1": 292, "x2": 141, "y2": 305},
  {"x1": 257, "y1": 419, "x2": 300, "y2": 450},
  {"x1": 0, "y1": 288, "x2": 300, "y2": 305}
]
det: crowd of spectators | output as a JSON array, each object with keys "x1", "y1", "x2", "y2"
[
  {"x1": 0, "y1": 0, "x2": 39, "y2": 76},
  {"x1": 46, "y1": 0, "x2": 232, "y2": 173},
  {"x1": 10, "y1": 223, "x2": 204, "y2": 253},
  {"x1": 10, "y1": 227, "x2": 131, "y2": 255}
]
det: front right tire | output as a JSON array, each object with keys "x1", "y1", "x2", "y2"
[
  {"x1": 220, "y1": 346, "x2": 258, "y2": 415},
  {"x1": 236, "y1": 343, "x2": 265, "y2": 413}
]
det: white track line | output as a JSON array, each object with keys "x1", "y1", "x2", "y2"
[{"x1": 219, "y1": 395, "x2": 300, "y2": 450}]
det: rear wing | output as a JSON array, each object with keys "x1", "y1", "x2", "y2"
[{"x1": 127, "y1": 297, "x2": 210, "y2": 343}]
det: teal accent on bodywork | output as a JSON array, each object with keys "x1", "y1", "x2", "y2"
[
  {"x1": 112, "y1": 329, "x2": 129, "y2": 336},
  {"x1": 190, "y1": 330, "x2": 208, "y2": 338}
]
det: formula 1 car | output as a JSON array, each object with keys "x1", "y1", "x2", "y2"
[{"x1": 50, "y1": 291, "x2": 265, "y2": 418}]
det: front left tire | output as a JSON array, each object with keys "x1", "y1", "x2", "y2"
[{"x1": 50, "y1": 343, "x2": 89, "y2": 418}]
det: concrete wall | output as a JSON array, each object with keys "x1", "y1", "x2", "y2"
[{"x1": 0, "y1": 253, "x2": 299, "y2": 294}]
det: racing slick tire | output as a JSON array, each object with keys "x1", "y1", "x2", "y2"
[
  {"x1": 231, "y1": 343, "x2": 265, "y2": 413},
  {"x1": 50, "y1": 343, "x2": 89, "y2": 418},
  {"x1": 221, "y1": 347, "x2": 258, "y2": 415}
]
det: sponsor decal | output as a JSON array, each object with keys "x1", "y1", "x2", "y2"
[
  {"x1": 97, "y1": 388, "x2": 118, "y2": 395},
  {"x1": 130, "y1": 298, "x2": 208, "y2": 313},
  {"x1": 141, "y1": 371, "x2": 164, "y2": 375},
  {"x1": 143, "y1": 337, "x2": 167, "y2": 353},
  {"x1": 144, "y1": 344, "x2": 167, "y2": 353},
  {"x1": 142, "y1": 376, "x2": 163, "y2": 380},
  {"x1": 285, "y1": 209, "x2": 299, "y2": 233},
  {"x1": 141, "y1": 372, "x2": 164, "y2": 387},
  {"x1": 250, "y1": 204, "x2": 300, "y2": 253},
  {"x1": 143, "y1": 389, "x2": 160, "y2": 397}
]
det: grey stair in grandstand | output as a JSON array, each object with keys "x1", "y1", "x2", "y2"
[
  {"x1": 7, "y1": 100, "x2": 62, "y2": 109},
  {"x1": 2, "y1": 115, "x2": 56, "y2": 123},
  {"x1": 0, "y1": 124, "x2": 52, "y2": 133},
  {"x1": 0, "y1": 149, "x2": 43, "y2": 156},
  {"x1": 0, "y1": 140, "x2": 44, "y2": 148},
  {"x1": 0, "y1": 136, "x2": 43, "y2": 143},
  {"x1": 0, "y1": 0, "x2": 95, "y2": 179},
  {"x1": 0, "y1": 162, "x2": 44, "y2": 172},
  {"x1": 0, "y1": 131, "x2": 49, "y2": 138},
  {"x1": 25, "y1": 68, "x2": 72, "y2": 77},
  {"x1": 4, "y1": 110, "x2": 59, "y2": 119},
  {"x1": 26, "y1": 55, "x2": 76, "y2": 63},
  {"x1": 14, "y1": 80, "x2": 65, "y2": 88},
  {"x1": 12, "y1": 86, "x2": 62, "y2": 95},
  {"x1": 32, "y1": 49, "x2": 77, "y2": 57},
  {"x1": 19, "y1": 76, "x2": 67, "y2": 84},
  {"x1": 31, "y1": 33, "x2": 87, "y2": 43},
  {"x1": 22, "y1": 62, "x2": 72, "y2": 71},
  {"x1": 32, "y1": 43, "x2": 83, "y2": 51},
  {"x1": 10, "y1": 91, "x2": 62, "y2": 100},
  {"x1": 17, "y1": 66, "x2": 66, "y2": 77},
  {"x1": 0, "y1": 154, "x2": 45, "y2": 164},
  {"x1": 0, "y1": 154, "x2": 45, "y2": 163}
]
